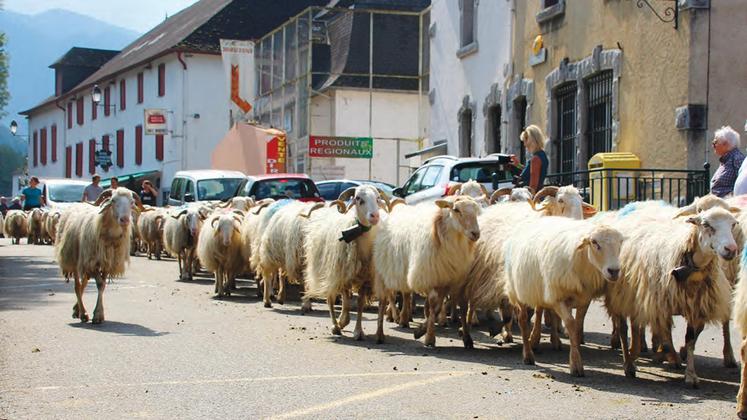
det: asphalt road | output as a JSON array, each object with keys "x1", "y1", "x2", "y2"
[{"x1": 0, "y1": 239, "x2": 741, "y2": 419}]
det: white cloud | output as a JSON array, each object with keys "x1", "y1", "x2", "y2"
[{"x1": 4, "y1": 0, "x2": 200, "y2": 33}]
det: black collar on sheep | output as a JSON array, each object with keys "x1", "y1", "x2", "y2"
[{"x1": 339, "y1": 220, "x2": 372, "y2": 243}]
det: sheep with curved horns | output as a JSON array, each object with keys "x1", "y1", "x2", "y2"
[
  {"x1": 27, "y1": 208, "x2": 44, "y2": 245},
  {"x1": 504, "y1": 217, "x2": 623, "y2": 377},
  {"x1": 446, "y1": 180, "x2": 489, "y2": 206},
  {"x1": 604, "y1": 206, "x2": 737, "y2": 385},
  {"x1": 4, "y1": 210, "x2": 29, "y2": 244},
  {"x1": 257, "y1": 200, "x2": 325, "y2": 309},
  {"x1": 138, "y1": 208, "x2": 167, "y2": 260},
  {"x1": 304, "y1": 185, "x2": 389, "y2": 340},
  {"x1": 489, "y1": 187, "x2": 535, "y2": 204},
  {"x1": 163, "y1": 205, "x2": 210, "y2": 280},
  {"x1": 373, "y1": 196, "x2": 481, "y2": 346},
  {"x1": 217, "y1": 196, "x2": 255, "y2": 212},
  {"x1": 55, "y1": 188, "x2": 145, "y2": 323},
  {"x1": 197, "y1": 210, "x2": 245, "y2": 298}
]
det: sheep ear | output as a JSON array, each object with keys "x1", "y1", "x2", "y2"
[
  {"x1": 673, "y1": 203, "x2": 697, "y2": 219},
  {"x1": 338, "y1": 187, "x2": 357, "y2": 202},
  {"x1": 435, "y1": 199, "x2": 453, "y2": 209},
  {"x1": 576, "y1": 237, "x2": 591, "y2": 251},
  {"x1": 98, "y1": 199, "x2": 112, "y2": 214},
  {"x1": 582, "y1": 203, "x2": 598, "y2": 219},
  {"x1": 685, "y1": 215, "x2": 702, "y2": 226}
]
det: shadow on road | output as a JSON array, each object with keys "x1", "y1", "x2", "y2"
[
  {"x1": 0, "y1": 254, "x2": 67, "y2": 311},
  {"x1": 68, "y1": 320, "x2": 169, "y2": 337}
]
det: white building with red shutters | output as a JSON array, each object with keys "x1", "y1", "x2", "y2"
[{"x1": 19, "y1": 0, "x2": 329, "y2": 200}]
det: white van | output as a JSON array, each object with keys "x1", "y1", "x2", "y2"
[
  {"x1": 167, "y1": 170, "x2": 246, "y2": 206},
  {"x1": 40, "y1": 178, "x2": 90, "y2": 210}
]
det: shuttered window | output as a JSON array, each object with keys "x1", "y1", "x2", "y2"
[
  {"x1": 76, "y1": 97, "x2": 84, "y2": 125},
  {"x1": 158, "y1": 63, "x2": 165, "y2": 97},
  {"x1": 75, "y1": 142, "x2": 83, "y2": 177},
  {"x1": 135, "y1": 125, "x2": 143, "y2": 165},
  {"x1": 65, "y1": 146, "x2": 72, "y2": 178},
  {"x1": 91, "y1": 97, "x2": 97, "y2": 120},
  {"x1": 137, "y1": 72, "x2": 144, "y2": 103},
  {"x1": 67, "y1": 102, "x2": 73, "y2": 128},
  {"x1": 155, "y1": 134, "x2": 164, "y2": 161},
  {"x1": 119, "y1": 79, "x2": 126, "y2": 111},
  {"x1": 104, "y1": 86, "x2": 111, "y2": 117},
  {"x1": 40, "y1": 128, "x2": 47, "y2": 165},
  {"x1": 89, "y1": 139, "x2": 96, "y2": 174},
  {"x1": 51, "y1": 125, "x2": 57, "y2": 162},
  {"x1": 116, "y1": 129, "x2": 125, "y2": 168},
  {"x1": 32, "y1": 131, "x2": 38, "y2": 167}
]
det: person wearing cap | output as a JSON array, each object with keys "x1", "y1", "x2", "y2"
[
  {"x1": 21, "y1": 176, "x2": 45, "y2": 210},
  {"x1": 711, "y1": 126, "x2": 746, "y2": 197},
  {"x1": 82, "y1": 174, "x2": 104, "y2": 202}
]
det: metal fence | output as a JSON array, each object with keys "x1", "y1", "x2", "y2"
[{"x1": 545, "y1": 164, "x2": 712, "y2": 210}]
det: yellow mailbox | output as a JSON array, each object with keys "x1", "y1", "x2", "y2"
[{"x1": 588, "y1": 152, "x2": 641, "y2": 211}]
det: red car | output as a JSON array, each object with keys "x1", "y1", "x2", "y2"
[{"x1": 235, "y1": 173, "x2": 324, "y2": 203}]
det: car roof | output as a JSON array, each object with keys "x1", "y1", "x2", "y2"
[
  {"x1": 174, "y1": 170, "x2": 246, "y2": 181},
  {"x1": 40, "y1": 178, "x2": 90, "y2": 186},
  {"x1": 248, "y1": 173, "x2": 313, "y2": 181},
  {"x1": 316, "y1": 179, "x2": 359, "y2": 185},
  {"x1": 422, "y1": 154, "x2": 511, "y2": 166}
]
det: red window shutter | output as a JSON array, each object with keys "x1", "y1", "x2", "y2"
[
  {"x1": 119, "y1": 79, "x2": 126, "y2": 110},
  {"x1": 65, "y1": 146, "x2": 72, "y2": 178},
  {"x1": 102, "y1": 134, "x2": 110, "y2": 151},
  {"x1": 135, "y1": 125, "x2": 143, "y2": 165},
  {"x1": 158, "y1": 63, "x2": 165, "y2": 97},
  {"x1": 116, "y1": 129, "x2": 124, "y2": 168},
  {"x1": 76, "y1": 97, "x2": 84, "y2": 125},
  {"x1": 40, "y1": 128, "x2": 47, "y2": 165},
  {"x1": 33, "y1": 131, "x2": 38, "y2": 167},
  {"x1": 91, "y1": 98, "x2": 97, "y2": 120},
  {"x1": 67, "y1": 102, "x2": 73, "y2": 128},
  {"x1": 75, "y1": 142, "x2": 83, "y2": 177},
  {"x1": 51, "y1": 125, "x2": 57, "y2": 162},
  {"x1": 104, "y1": 87, "x2": 111, "y2": 117},
  {"x1": 155, "y1": 134, "x2": 164, "y2": 161},
  {"x1": 137, "y1": 72, "x2": 144, "y2": 103},
  {"x1": 89, "y1": 139, "x2": 96, "y2": 174}
]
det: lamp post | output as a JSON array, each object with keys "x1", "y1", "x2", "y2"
[
  {"x1": 9, "y1": 119, "x2": 30, "y2": 189},
  {"x1": 91, "y1": 84, "x2": 116, "y2": 114}
]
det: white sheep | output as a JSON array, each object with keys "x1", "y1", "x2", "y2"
[
  {"x1": 163, "y1": 206, "x2": 209, "y2": 280},
  {"x1": 732, "y1": 249, "x2": 747, "y2": 418},
  {"x1": 44, "y1": 209, "x2": 62, "y2": 244},
  {"x1": 55, "y1": 188, "x2": 142, "y2": 323},
  {"x1": 217, "y1": 196, "x2": 255, "y2": 212},
  {"x1": 605, "y1": 206, "x2": 736, "y2": 385},
  {"x1": 304, "y1": 185, "x2": 387, "y2": 340},
  {"x1": 373, "y1": 196, "x2": 481, "y2": 346},
  {"x1": 4, "y1": 210, "x2": 29, "y2": 244},
  {"x1": 137, "y1": 207, "x2": 166, "y2": 260},
  {"x1": 446, "y1": 180, "x2": 489, "y2": 206},
  {"x1": 27, "y1": 208, "x2": 44, "y2": 245},
  {"x1": 504, "y1": 216, "x2": 623, "y2": 377},
  {"x1": 197, "y1": 210, "x2": 245, "y2": 298}
]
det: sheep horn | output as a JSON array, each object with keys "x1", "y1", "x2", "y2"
[
  {"x1": 673, "y1": 202, "x2": 698, "y2": 219},
  {"x1": 232, "y1": 209, "x2": 245, "y2": 218},
  {"x1": 251, "y1": 201, "x2": 273, "y2": 215},
  {"x1": 582, "y1": 203, "x2": 598, "y2": 219},
  {"x1": 338, "y1": 187, "x2": 357, "y2": 202},
  {"x1": 531, "y1": 186, "x2": 559, "y2": 210},
  {"x1": 376, "y1": 188, "x2": 391, "y2": 208},
  {"x1": 329, "y1": 200, "x2": 347, "y2": 214},
  {"x1": 446, "y1": 183, "x2": 462, "y2": 196},
  {"x1": 479, "y1": 183, "x2": 489, "y2": 198},
  {"x1": 525, "y1": 186, "x2": 536, "y2": 197},
  {"x1": 489, "y1": 188, "x2": 513, "y2": 205},
  {"x1": 300, "y1": 202, "x2": 325, "y2": 218},
  {"x1": 171, "y1": 208, "x2": 189, "y2": 219},
  {"x1": 388, "y1": 197, "x2": 406, "y2": 212},
  {"x1": 98, "y1": 199, "x2": 113, "y2": 214},
  {"x1": 93, "y1": 189, "x2": 114, "y2": 206},
  {"x1": 129, "y1": 191, "x2": 147, "y2": 212},
  {"x1": 211, "y1": 218, "x2": 219, "y2": 229}
]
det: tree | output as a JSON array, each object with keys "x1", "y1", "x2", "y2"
[
  {"x1": 0, "y1": 31, "x2": 8, "y2": 118},
  {"x1": 0, "y1": 144, "x2": 25, "y2": 196}
]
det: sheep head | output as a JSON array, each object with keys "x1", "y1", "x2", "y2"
[
  {"x1": 674, "y1": 194, "x2": 741, "y2": 219},
  {"x1": 338, "y1": 185, "x2": 383, "y2": 227},
  {"x1": 99, "y1": 188, "x2": 138, "y2": 226},
  {"x1": 533, "y1": 185, "x2": 585, "y2": 219},
  {"x1": 577, "y1": 224, "x2": 623, "y2": 282},
  {"x1": 434, "y1": 196, "x2": 481, "y2": 242},
  {"x1": 686, "y1": 207, "x2": 739, "y2": 261},
  {"x1": 212, "y1": 213, "x2": 243, "y2": 247}
]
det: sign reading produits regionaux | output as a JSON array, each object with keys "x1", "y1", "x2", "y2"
[
  {"x1": 309, "y1": 136, "x2": 373, "y2": 159},
  {"x1": 144, "y1": 109, "x2": 168, "y2": 135}
]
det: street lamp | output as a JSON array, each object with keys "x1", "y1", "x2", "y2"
[
  {"x1": 9, "y1": 119, "x2": 30, "y2": 188},
  {"x1": 91, "y1": 84, "x2": 116, "y2": 114},
  {"x1": 10, "y1": 119, "x2": 18, "y2": 135}
]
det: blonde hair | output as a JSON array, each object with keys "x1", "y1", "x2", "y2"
[{"x1": 520, "y1": 125, "x2": 546, "y2": 153}]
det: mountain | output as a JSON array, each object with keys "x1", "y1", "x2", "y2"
[{"x1": 0, "y1": 9, "x2": 139, "y2": 131}]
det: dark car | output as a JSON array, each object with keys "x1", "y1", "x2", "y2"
[
  {"x1": 315, "y1": 179, "x2": 395, "y2": 201},
  {"x1": 236, "y1": 173, "x2": 324, "y2": 202}
]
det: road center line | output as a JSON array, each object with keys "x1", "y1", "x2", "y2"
[{"x1": 270, "y1": 372, "x2": 468, "y2": 419}]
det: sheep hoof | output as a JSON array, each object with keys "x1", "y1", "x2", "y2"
[
  {"x1": 264, "y1": 302, "x2": 272, "y2": 308},
  {"x1": 386, "y1": 314, "x2": 394, "y2": 323},
  {"x1": 457, "y1": 327, "x2": 464, "y2": 338},
  {"x1": 522, "y1": 355, "x2": 535, "y2": 365},
  {"x1": 413, "y1": 326, "x2": 426, "y2": 340},
  {"x1": 738, "y1": 409, "x2": 747, "y2": 420},
  {"x1": 398, "y1": 321, "x2": 410, "y2": 329},
  {"x1": 685, "y1": 374, "x2": 699, "y2": 388},
  {"x1": 462, "y1": 335, "x2": 474, "y2": 349},
  {"x1": 80, "y1": 313, "x2": 89, "y2": 323},
  {"x1": 331, "y1": 326, "x2": 342, "y2": 336},
  {"x1": 277, "y1": 299, "x2": 284, "y2": 305},
  {"x1": 724, "y1": 354, "x2": 738, "y2": 368},
  {"x1": 570, "y1": 366, "x2": 585, "y2": 377},
  {"x1": 502, "y1": 333, "x2": 514, "y2": 344},
  {"x1": 376, "y1": 333, "x2": 385, "y2": 344},
  {"x1": 424, "y1": 337, "x2": 436, "y2": 347},
  {"x1": 92, "y1": 315, "x2": 104, "y2": 324},
  {"x1": 353, "y1": 330, "x2": 364, "y2": 341},
  {"x1": 624, "y1": 364, "x2": 637, "y2": 379}
]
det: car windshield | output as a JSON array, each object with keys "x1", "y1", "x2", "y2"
[
  {"x1": 47, "y1": 184, "x2": 86, "y2": 202},
  {"x1": 451, "y1": 163, "x2": 512, "y2": 183},
  {"x1": 363, "y1": 182, "x2": 394, "y2": 197},
  {"x1": 197, "y1": 178, "x2": 244, "y2": 201},
  {"x1": 253, "y1": 179, "x2": 319, "y2": 200}
]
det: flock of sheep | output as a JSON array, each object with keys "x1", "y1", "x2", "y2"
[{"x1": 5, "y1": 181, "x2": 747, "y2": 418}]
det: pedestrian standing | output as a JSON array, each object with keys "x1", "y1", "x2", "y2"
[
  {"x1": 508, "y1": 124, "x2": 549, "y2": 193},
  {"x1": 8, "y1": 197, "x2": 22, "y2": 210},
  {"x1": 140, "y1": 180, "x2": 158, "y2": 206},
  {"x1": 82, "y1": 174, "x2": 104, "y2": 202},
  {"x1": 710, "y1": 126, "x2": 745, "y2": 197},
  {"x1": 21, "y1": 176, "x2": 45, "y2": 210},
  {"x1": 0, "y1": 197, "x2": 8, "y2": 216}
]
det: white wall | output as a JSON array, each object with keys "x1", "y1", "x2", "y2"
[{"x1": 428, "y1": 0, "x2": 512, "y2": 156}]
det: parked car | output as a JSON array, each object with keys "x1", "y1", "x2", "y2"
[
  {"x1": 40, "y1": 178, "x2": 90, "y2": 210},
  {"x1": 393, "y1": 154, "x2": 515, "y2": 204},
  {"x1": 316, "y1": 179, "x2": 395, "y2": 201},
  {"x1": 236, "y1": 173, "x2": 324, "y2": 202},
  {"x1": 167, "y1": 170, "x2": 246, "y2": 206}
]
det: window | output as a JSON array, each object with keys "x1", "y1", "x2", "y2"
[
  {"x1": 135, "y1": 125, "x2": 143, "y2": 165},
  {"x1": 91, "y1": 97, "x2": 97, "y2": 120},
  {"x1": 155, "y1": 134, "x2": 164, "y2": 161},
  {"x1": 33, "y1": 131, "x2": 38, "y2": 167},
  {"x1": 51, "y1": 125, "x2": 57, "y2": 162},
  {"x1": 486, "y1": 105, "x2": 502, "y2": 154},
  {"x1": 116, "y1": 129, "x2": 124, "y2": 168},
  {"x1": 104, "y1": 86, "x2": 111, "y2": 117},
  {"x1": 67, "y1": 102, "x2": 73, "y2": 128},
  {"x1": 158, "y1": 63, "x2": 166, "y2": 97},
  {"x1": 137, "y1": 72, "x2": 144, "y2": 103},
  {"x1": 317, "y1": 183, "x2": 339, "y2": 201},
  {"x1": 102, "y1": 135, "x2": 111, "y2": 172},
  {"x1": 460, "y1": 0, "x2": 476, "y2": 48},
  {"x1": 89, "y1": 139, "x2": 96, "y2": 174},
  {"x1": 543, "y1": 0, "x2": 559, "y2": 7},
  {"x1": 184, "y1": 180, "x2": 194, "y2": 199},
  {"x1": 586, "y1": 70, "x2": 613, "y2": 158},
  {"x1": 459, "y1": 108, "x2": 473, "y2": 157},
  {"x1": 555, "y1": 82, "x2": 577, "y2": 175},
  {"x1": 65, "y1": 146, "x2": 72, "y2": 178},
  {"x1": 40, "y1": 128, "x2": 47, "y2": 165},
  {"x1": 75, "y1": 142, "x2": 83, "y2": 177},
  {"x1": 420, "y1": 165, "x2": 444, "y2": 189},
  {"x1": 119, "y1": 79, "x2": 126, "y2": 111},
  {"x1": 514, "y1": 97, "x2": 527, "y2": 165},
  {"x1": 169, "y1": 178, "x2": 185, "y2": 200},
  {"x1": 404, "y1": 167, "x2": 428, "y2": 195},
  {"x1": 76, "y1": 97, "x2": 84, "y2": 125},
  {"x1": 198, "y1": 179, "x2": 245, "y2": 201}
]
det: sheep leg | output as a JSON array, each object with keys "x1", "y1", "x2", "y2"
[
  {"x1": 353, "y1": 291, "x2": 366, "y2": 341},
  {"x1": 723, "y1": 321, "x2": 738, "y2": 368},
  {"x1": 616, "y1": 316, "x2": 636, "y2": 378},
  {"x1": 385, "y1": 292, "x2": 396, "y2": 323},
  {"x1": 328, "y1": 297, "x2": 342, "y2": 336},
  {"x1": 376, "y1": 299, "x2": 386, "y2": 344},
  {"x1": 575, "y1": 303, "x2": 590, "y2": 345},
  {"x1": 398, "y1": 292, "x2": 412, "y2": 328},
  {"x1": 261, "y1": 268, "x2": 273, "y2": 308},
  {"x1": 517, "y1": 305, "x2": 535, "y2": 365},
  {"x1": 215, "y1": 269, "x2": 225, "y2": 298},
  {"x1": 549, "y1": 312, "x2": 562, "y2": 351},
  {"x1": 277, "y1": 272, "x2": 286, "y2": 305},
  {"x1": 72, "y1": 273, "x2": 87, "y2": 321},
  {"x1": 556, "y1": 301, "x2": 584, "y2": 377},
  {"x1": 737, "y1": 337, "x2": 747, "y2": 419},
  {"x1": 92, "y1": 274, "x2": 106, "y2": 324},
  {"x1": 630, "y1": 321, "x2": 641, "y2": 361},
  {"x1": 529, "y1": 307, "x2": 544, "y2": 351},
  {"x1": 684, "y1": 323, "x2": 704, "y2": 388},
  {"x1": 501, "y1": 301, "x2": 514, "y2": 343},
  {"x1": 301, "y1": 296, "x2": 312, "y2": 313},
  {"x1": 460, "y1": 299, "x2": 473, "y2": 349},
  {"x1": 639, "y1": 327, "x2": 649, "y2": 353},
  {"x1": 423, "y1": 289, "x2": 442, "y2": 347},
  {"x1": 659, "y1": 327, "x2": 682, "y2": 368},
  {"x1": 338, "y1": 289, "x2": 351, "y2": 330},
  {"x1": 437, "y1": 296, "x2": 448, "y2": 327},
  {"x1": 451, "y1": 298, "x2": 461, "y2": 326},
  {"x1": 177, "y1": 252, "x2": 184, "y2": 280},
  {"x1": 155, "y1": 242, "x2": 162, "y2": 260}
]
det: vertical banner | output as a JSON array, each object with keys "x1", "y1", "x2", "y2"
[
  {"x1": 266, "y1": 132, "x2": 287, "y2": 174},
  {"x1": 220, "y1": 39, "x2": 256, "y2": 124}
]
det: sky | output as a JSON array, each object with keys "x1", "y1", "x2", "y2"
[{"x1": 5, "y1": 0, "x2": 200, "y2": 33}]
